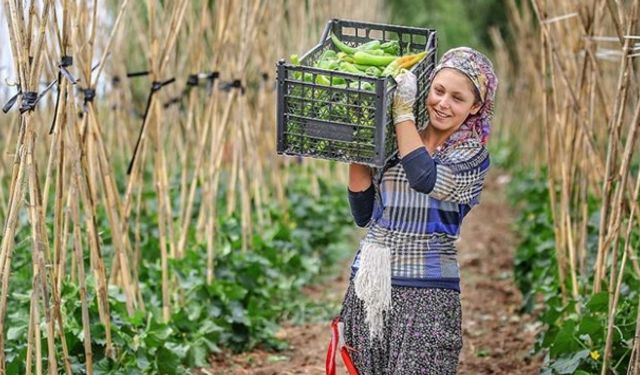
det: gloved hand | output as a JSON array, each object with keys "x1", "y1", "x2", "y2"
[{"x1": 392, "y1": 69, "x2": 417, "y2": 125}]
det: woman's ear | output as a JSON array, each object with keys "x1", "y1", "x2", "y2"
[{"x1": 469, "y1": 102, "x2": 482, "y2": 115}]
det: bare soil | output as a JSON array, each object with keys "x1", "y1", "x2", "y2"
[{"x1": 201, "y1": 171, "x2": 544, "y2": 374}]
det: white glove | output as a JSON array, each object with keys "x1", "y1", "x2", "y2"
[{"x1": 392, "y1": 69, "x2": 417, "y2": 125}]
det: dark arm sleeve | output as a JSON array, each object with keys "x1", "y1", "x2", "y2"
[
  {"x1": 347, "y1": 183, "x2": 375, "y2": 227},
  {"x1": 400, "y1": 147, "x2": 437, "y2": 194}
]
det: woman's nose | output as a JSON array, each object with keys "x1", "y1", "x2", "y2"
[{"x1": 437, "y1": 97, "x2": 451, "y2": 109}]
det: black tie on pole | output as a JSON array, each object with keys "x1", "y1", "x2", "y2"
[
  {"x1": 19, "y1": 91, "x2": 39, "y2": 114},
  {"x1": 127, "y1": 77, "x2": 175, "y2": 175},
  {"x1": 2, "y1": 86, "x2": 21, "y2": 114},
  {"x1": 49, "y1": 55, "x2": 77, "y2": 133}
]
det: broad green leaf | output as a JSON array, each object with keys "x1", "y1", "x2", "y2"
[
  {"x1": 127, "y1": 309, "x2": 146, "y2": 326},
  {"x1": 156, "y1": 346, "x2": 180, "y2": 374},
  {"x1": 7, "y1": 325, "x2": 26, "y2": 340},
  {"x1": 93, "y1": 358, "x2": 113, "y2": 375},
  {"x1": 586, "y1": 292, "x2": 609, "y2": 313},
  {"x1": 165, "y1": 342, "x2": 190, "y2": 359},
  {"x1": 187, "y1": 341, "x2": 209, "y2": 367},
  {"x1": 578, "y1": 315, "x2": 603, "y2": 340},
  {"x1": 229, "y1": 301, "x2": 249, "y2": 325},
  {"x1": 202, "y1": 337, "x2": 221, "y2": 353},
  {"x1": 213, "y1": 281, "x2": 248, "y2": 302},
  {"x1": 550, "y1": 321, "x2": 579, "y2": 357},
  {"x1": 551, "y1": 350, "x2": 589, "y2": 374},
  {"x1": 186, "y1": 303, "x2": 203, "y2": 321},
  {"x1": 197, "y1": 319, "x2": 222, "y2": 335},
  {"x1": 137, "y1": 350, "x2": 151, "y2": 370},
  {"x1": 145, "y1": 325, "x2": 173, "y2": 348}
]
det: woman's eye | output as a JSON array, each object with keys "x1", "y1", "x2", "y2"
[
  {"x1": 453, "y1": 96, "x2": 462, "y2": 102},
  {"x1": 434, "y1": 88, "x2": 444, "y2": 94}
]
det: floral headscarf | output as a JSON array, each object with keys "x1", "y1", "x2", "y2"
[{"x1": 428, "y1": 47, "x2": 498, "y2": 146}]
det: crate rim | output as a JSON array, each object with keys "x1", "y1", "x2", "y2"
[
  {"x1": 320, "y1": 18, "x2": 437, "y2": 43},
  {"x1": 277, "y1": 18, "x2": 438, "y2": 84},
  {"x1": 275, "y1": 18, "x2": 438, "y2": 167},
  {"x1": 277, "y1": 50, "x2": 436, "y2": 87}
]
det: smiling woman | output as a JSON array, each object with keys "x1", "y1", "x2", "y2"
[
  {"x1": 426, "y1": 68, "x2": 482, "y2": 142},
  {"x1": 340, "y1": 47, "x2": 498, "y2": 374}
]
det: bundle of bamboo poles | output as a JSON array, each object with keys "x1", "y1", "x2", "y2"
[
  {"x1": 496, "y1": 0, "x2": 640, "y2": 373},
  {"x1": 0, "y1": 0, "x2": 384, "y2": 372}
]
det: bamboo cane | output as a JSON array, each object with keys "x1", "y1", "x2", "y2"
[
  {"x1": 505, "y1": 1, "x2": 640, "y2": 371},
  {"x1": 24, "y1": 119, "x2": 57, "y2": 375},
  {"x1": 29, "y1": 280, "x2": 42, "y2": 375},
  {"x1": 593, "y1": 0, "x2": 639, "y2": 293},
  {"x1": 69, "y1": 192, "x2": 94, "y2": 375},
  {"x1": 533, "y1": 0, "x2": 569, "y2": 302},
  {"x1": 66, "y1": 102, "x2": 115, "y2": 358},
  {"x1": 177, "y1": 79, "x2": 219, "y2": 257},
  {"x1": 205, "y1": 79, "x2": 223, "y2": 284},
  {"x1": 601, "y1": 98, "x2": 640, "y2": 374},
  {"x1": 0, "y1": 0, "x2": 388, "y2": 370},
  {"x1": 1, "y1": 1, "x2": 53, "y2": 371},
  {"x1": 629, "y1": 293, "x2": 640, "y2": 374}
]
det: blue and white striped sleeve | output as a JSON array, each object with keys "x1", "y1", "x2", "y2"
[{"x1": 430, "y1": 141, "x2": 490, "y2": 205}]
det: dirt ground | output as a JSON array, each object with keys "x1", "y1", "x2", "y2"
[{"x1": 202, "y1": 171, "x2": 544, "y2": 374}]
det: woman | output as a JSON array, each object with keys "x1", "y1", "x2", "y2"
[{"x1": 336, "y1": 47, "x2": 498, "y2": 374}]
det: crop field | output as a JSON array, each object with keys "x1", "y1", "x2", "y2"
[{"x1": 0, "y1": 0, "x2": 639, "y2": 374}]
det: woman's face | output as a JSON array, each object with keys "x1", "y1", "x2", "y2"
[{"x1": 426, "y1": 68, "x2": 482, "y2": 134}]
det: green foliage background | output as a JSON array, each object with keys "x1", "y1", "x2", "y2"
[
  {"x1": 3, "y1": 167, "x2": 356, "y2": 374},
  {"x1": 386, "y1": 0, "x2": 511, "y2": 55}
]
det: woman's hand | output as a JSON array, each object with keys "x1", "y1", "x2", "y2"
[
  {"x1": 392, "y1": 70, "x2": 417, "y2": 125},
  {"x1": 392, "y1": 71, "x2": 424, "y2": 158}
]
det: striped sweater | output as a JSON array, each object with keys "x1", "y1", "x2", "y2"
[{"x1": 348, "y1": 138, "x2": 490, "y2": 291}]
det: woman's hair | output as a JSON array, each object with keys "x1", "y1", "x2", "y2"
[{"x1": 470, "y1": 82, "x2": 482, "y2": 105}]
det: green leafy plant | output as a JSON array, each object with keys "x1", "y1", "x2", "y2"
[
  {"x1": 508, "y1": 168, "x2": 639, "y2": 375},
  {"x1": 3, "y1": 169, "x2": 355, "y2": 374}
]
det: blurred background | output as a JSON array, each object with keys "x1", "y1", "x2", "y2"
[{"x1": 1, "y1": 0, "x2": 639, "y2": 374}]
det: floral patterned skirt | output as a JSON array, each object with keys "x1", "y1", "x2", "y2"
[{"x1": 339, "y1": 282, "x2": 463, "y2": 375}]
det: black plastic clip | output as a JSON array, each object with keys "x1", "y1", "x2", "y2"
[
  {"x1": 205, "y1": 71, "x2": 219, "y2": 95},
  {"x1": 163, "y1": 96, "x2": 182, "y2": 109},
  {"x1": 127, "y1": 70, "x2": 150, "y2": 78},
  {"x1": 127, "y1": 77, "x2": 176, "y2": 175},
  {"x1": 221, "y1": 79, "x2": 245, "y2": 95},
  {"x1": 2, "y1": 86, "x2": 21, "y2": 113},
  {"x1": 19, "y1": 91, "x2": 38, "y2": 113},
  {"x1": 82, "y1": 88, "x2": 96, "y2": 104},
  {"x1": 151, "y1": 78, "x2": 175, "y2": 92},
  {"x1": 186, "y1": 74, "x2": 199, "y2": 87},
  {"x1": 59, "y1": 55, "x2": 77, "y2": 84}
]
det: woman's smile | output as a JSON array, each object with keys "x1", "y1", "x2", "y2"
[
  {"x1": 426, "y1": 68, "x2": 481, "y2": 137},
  {"x1": 433, "y1": 108, "x2": 451, "y2": 120}
]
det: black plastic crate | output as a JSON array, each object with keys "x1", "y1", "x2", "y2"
[{"x1": 276, "y1": 18, "x2": 437, "y2": 167}]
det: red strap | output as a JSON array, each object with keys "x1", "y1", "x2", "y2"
[
  {"x1": 341, "y1": 346, "x2": 359, "y2": 375},
  {"x1": 326, "y1": 319, "x2": 338, "y2": 375},
  {"x1": 326, "y1": 318, "x2": 359, "y2": 375}
]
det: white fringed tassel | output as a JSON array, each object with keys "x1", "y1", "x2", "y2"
[{"x1": 353, "y1": 240, "x2": 391, "y2": 341}]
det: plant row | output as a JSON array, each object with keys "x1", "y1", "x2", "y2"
[
  {"x1": 508, "y1": 168, "x2": 639, "y2": 375},
  {"x1": 4, "y1": 169, "x2": 354, "y2": 374}
]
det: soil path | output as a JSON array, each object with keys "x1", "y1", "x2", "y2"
[{"x1": 204, "y1": 171, "x2": 544, "y2": 374}]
